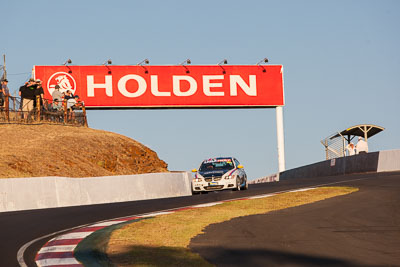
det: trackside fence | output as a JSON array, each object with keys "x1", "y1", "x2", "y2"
[
  {"x1": 321, "y1": 132, "x2": 345, "y2": 160},
  {"x1": 0, "y1": 95, "x2": 88, "y2": 126}
]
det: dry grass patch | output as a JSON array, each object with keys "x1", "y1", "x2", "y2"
[
  {"x1": 0, "y1": 124, "x2": 168, "y2": 178},
  {"x1": 107, "y1": 186, "x2": 358, "y2": 266}
]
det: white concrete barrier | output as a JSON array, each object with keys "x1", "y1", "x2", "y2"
[
  {"x1": 249, "y1": 173, "x2": 279, "y2": 184},
  {"x1": 251, "y1": 149, "x2": 400, "y2": 185},
  {"x1": 0, "y1": 172, "x2": 192, "y2": 212},
  {"x1": 377, "y1": 149, "x2": 400, "y2": 173}
]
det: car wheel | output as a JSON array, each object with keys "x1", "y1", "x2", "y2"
[
  {"x1": 233, "y1": 178, "x2": 241, "y2": 191},
  {"x1": 243, "y1": 179, "x2": 249, "y2": 190}
]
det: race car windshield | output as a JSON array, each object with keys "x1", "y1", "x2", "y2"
[{"x1": 199, "y1": 159, "x2": 234, "y2": 171}]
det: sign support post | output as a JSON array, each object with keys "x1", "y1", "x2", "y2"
[{"x1": 276, "y1": 106, "x2": 286, "y2": 172}]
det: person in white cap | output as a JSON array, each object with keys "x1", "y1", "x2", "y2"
[{"x1": 356, "y1": 137, "x2": 368, "y2": 154}]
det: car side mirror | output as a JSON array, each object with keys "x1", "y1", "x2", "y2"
[
  {"x1": 237, "y1": 165, "x2": 244, "y2": 169},
  {"x1": 191, "y1": 169, "x2": 197, "y2": 172}
]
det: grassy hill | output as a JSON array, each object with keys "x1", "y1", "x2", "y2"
[{"x1": 0, "y1": 124, "x2": 168, "y2": 178}]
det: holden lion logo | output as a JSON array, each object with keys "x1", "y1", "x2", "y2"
[{"x1": 47, "y1": 72, "x2": 77, "y2": 95}]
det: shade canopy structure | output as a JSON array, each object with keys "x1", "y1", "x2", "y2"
[
  {"x1": 331, "y1": 124, "x2": 385, "y2": 142},
  {"x1": 321, "y1": 124, "x2": 385, "y2": 160}
]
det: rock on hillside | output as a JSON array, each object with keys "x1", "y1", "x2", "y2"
[{"x1": 0, "y1": 124, "x2": 168, "y2": 178}]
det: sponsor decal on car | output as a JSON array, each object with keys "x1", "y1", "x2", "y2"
[{"x1": 203, "y1": 158, "x2": 232, "y2": 163}]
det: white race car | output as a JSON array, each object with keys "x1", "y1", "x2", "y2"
[{"x1": 191, "y1": 157, "x2": 248, "y2": 193}]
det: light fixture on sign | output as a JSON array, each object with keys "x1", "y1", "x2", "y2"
[
  {"x1": 257, "y1": 57, "x2": 269, "y2": 72},
  {"x1": 103, "y1": 59, "x2": 112, "y2": 74},
  {"x1": 103, "y1": 59, "x2": 112, "y2": 65},
  {"x1": 218, "y1": 59, "x2": 228, "y2": 65},
  {"x1": 179, "y1": 59, "x2": 191, "y2": 73},
  {"x1": 138, "y1": 59, "x2": 150, "y2": 74},
  {"x1": 257, "y1": 57, "x2": 269, "y2": 65},
  {"x1": 138, "y1": 59, "x2": 150, "y2": 65},
  {"x1": 63, "y1": 59, "x2": 72, "y2": 66},
  {"x1": 218, "y1": 59, "x2": 228, "y2": 74},
  {"x1": 62, "y1": 59, "x2": 72, "y2": 73},
  {"x1": 180, "y1": 59, "x2": 191, "y2": 65}
]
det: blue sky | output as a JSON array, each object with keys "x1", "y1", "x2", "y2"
[{"x1": 2, "y1": 0, "x2": 399, "y2": 180}]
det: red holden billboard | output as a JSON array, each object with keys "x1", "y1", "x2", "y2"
[{"x1": 34, "y1": 65, "x2": 284, "y2": 108}]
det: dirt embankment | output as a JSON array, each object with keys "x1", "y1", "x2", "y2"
[{"x1": 0, "y1": 124, "x2": 168, "y2": 178}]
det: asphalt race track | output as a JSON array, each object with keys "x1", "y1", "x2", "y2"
[
  {"x1": 0, "y1": 172, "x2": 398, "y2": 266},
  {"x1": 190, "y1": 172, "x2": 400, "y2": 266}
]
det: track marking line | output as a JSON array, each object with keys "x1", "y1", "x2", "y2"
[
  {"x1": 191, "y1": 202, "x2": 224, "y2": 208},
  {"x1": 90, "y1": 220, "x2": 128, "y2": 227},
  {"x1": 140, "y1": 211, "x2": 175, "y2": 217},
  {"x1": 36, "y1": 257, "x2": 81, "y2": 266},
  {"x1": 53, "y1": 232, "x2": 94, "y2": 240},
  {"x1": 38, "y1": 245, "x2": 77, "y2": 254}
]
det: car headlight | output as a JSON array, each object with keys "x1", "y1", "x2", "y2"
[
  {"x1": 225, "y1": 175, "x2": 235, "y2": 180},
  {"x1": 193, "y1": 174, "x2": 203, "y2": 182}
]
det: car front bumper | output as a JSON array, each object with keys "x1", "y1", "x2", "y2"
[{"x1": 192, "y1": 179, "x2": 236, "y2": 192}]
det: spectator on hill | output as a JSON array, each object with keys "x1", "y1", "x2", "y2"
[
  {"x1": 2, "y1": 79, "x2": 10, "y2": 110},
  {"x1": 0, "y1": 79, "x2": 10, "y2": 96},
  {"x1": 19, "y1": 79, "x2": 37, "y2": 120},
  {"x1": 346, "y1": 142, "x2": 355, "y2": 156},
  {"x1": 64, "y1": 90, "x2": 74, "y2": 112},
  {"x1": 50, "y1": 99, "x2": 63, "y2": 122},
  {"x1": 52, "y1": 85, "x2": 62, "y2": 102},
  {"x1": 64, "y1": 90, "x2": 74, "y2": 100},
  {"x1": 35, "y1": 79, "x2": 44, "y2": 108},
  {"x1": 66, "y1": 95, "x2": 76, "y2": 110},
  {"x1": 1, "y1": 79, "x2": 10, "y2": 96},
  {"x1": 51, "y1": 99, "x2": 62, "y2": 111},
  {"x1": 18, "y1": 82, "x2": 28, "y2": 112},
  {"x1": 68, "y1": 95, "x2": 82, "y2": 120},
  {"x1": 0, "y1": 79, "x2": 5, "y2": 109},
  {"x1": 66, "y1": 94, "x2": 77, "y2": 121},
  {"x1": 72, "y1": 95, "x2": 82, "y2": 110},
  {"x1": 356, "y1": 137, "x2": 368, "y2": 154}
]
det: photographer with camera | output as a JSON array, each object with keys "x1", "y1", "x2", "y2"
[
  {"x1": 19, "y1": 78, "x2": 38, "y2": 120},
  {"x1": 35, "y1": 79, "x2": 45, "y2": 109}
]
